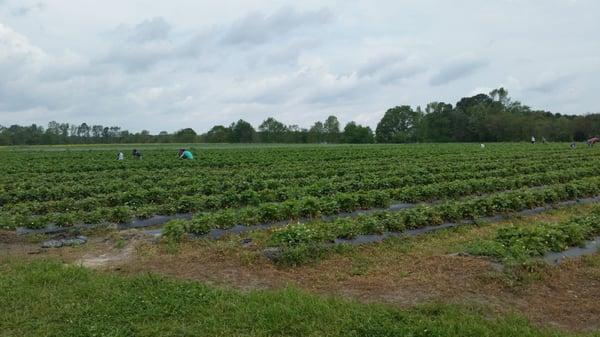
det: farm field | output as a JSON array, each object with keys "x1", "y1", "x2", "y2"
[
  {"x1": 1, "y1": 143, "x2": 600, "y2": 336},
  {"x1": 3, "y1": 143, "x2": 600, "y2": 234}
]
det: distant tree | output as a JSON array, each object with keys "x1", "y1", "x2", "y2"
[
  {"x1": 58, "y1": 123, "x2": 70, "y2": 139},
  {"x1": 343, "y1": 122, "x2": 374, "y2": 143},
  {"x1": 91, "y1": 125, "x2": 103, "y2": 138},
  {"x1": 174, "y1": 128, "x2": 197, "y2": 143},
  {"x1": 231, "y1": 120, "x2": 256, "y2": 143},
  {"x1": 323, "y1": 116, "x2": 341, "y2": 143},
  {"x1": 421, "y1": 102, "x2": 454, "y2": 142},
  {"x1": 79, "y1": 123, "x2": 91, "y2": 138},
  {"x1": 204, "y1": 125, "x2": 232, "y2": 143},
  {"x1": 375, "y1": 106, "x2": 422, "y2": 143},
  {"x1": 69, "y1": 124, "x2": 78, "y2": 137},
  {"x1": 258, "y1": 117, "x2": 288, "y2": 143},
  {"x1": 157, "y1": 131, "x2": 170, "y2": 143},
  {"x1": 307, "y1": 121, "x2": 326, "y2": 143},
  {"x1": 109, "y1": 126, "x2": 121, "y2": 138}
]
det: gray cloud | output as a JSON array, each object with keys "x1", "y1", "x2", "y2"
[
  {"x1": 102, "y1": 17, "x2": 175, "y2": 72},
  {"x1": 220, "y1": 6, "x2": 333, "y2": 45},
  {"x1": 429, "y1": 58, "x2": 489, "y2": 86},
  {"x1": 358, "y1": 53, "x2": 426, "y2": 85}
]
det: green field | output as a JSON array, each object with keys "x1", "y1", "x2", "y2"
[{"x1": 1, "y1": 143, "x2": 599, "y2": 336}]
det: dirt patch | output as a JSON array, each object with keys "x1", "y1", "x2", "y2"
[
  {"x1": 0, "y1": 229, "x2": 144, "y2": 269},
  {"x1": 76, "y1": 244, "x2": 135, "y2": 269}
]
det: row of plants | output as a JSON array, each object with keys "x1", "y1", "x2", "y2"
[
  {"x1": 153, "y1": 166, "x2": 600, "y2": 235},
  {"x1": 3, "y1": 158, "x2": 598, "y2": 218},
  {"x1": 466, "y1": 208, "x2": 600, "y2": 262},
  {"x1": 2, "y1": 144, "x2": 591, "y2": 187},
  {"x1": 4, "y1": 146, "x2": 590, "y2": 198},
  {"x1": 256, "y1": 177, "x2": 600, "y2": 265},
  {"x1": 161, "y1": 175, "x2": 600, "y2": 244},
  {"x1": 0, "y1": 149, "x2": 585, "y2": 197},
  {"x1": 3, "y1": 144, "x2": 599, "y2": 231},
  {"x1": 6, "y1": 163, "x2": 600, "y2": 230}
]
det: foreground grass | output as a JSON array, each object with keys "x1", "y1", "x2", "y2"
[{"x1": 0, "y1": 259, "x2": 591, "y2": 337}]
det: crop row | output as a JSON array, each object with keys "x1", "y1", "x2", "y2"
[
  {"x1": 1, "y1": 145, "x2": 592, "y2": 183},
  {"x1": 3, "y1": 147, "x2": 594, "y2": 193},
  {"x1": 155, "y1": 171, "x2": 600, "y2": 240},
  {"x1": 262, "y1": 176, "x2": 600, "y2": 253},
  {"x1": 3, "y1": 156, "x2": 597, "y2": 213},
  {"x1": 5, "y1": 165, "x2": 600, "y2": 229},
  {"x1": 466, "y1": 208, "x2": 600, "y2": 262},
  {"x1": 3, "y1": 146, "x2": 597, "y2": 203}
]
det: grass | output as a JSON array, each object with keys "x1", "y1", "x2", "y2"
[{"x1": 0, "y1": 258, "x2": 590, "y2": 337}]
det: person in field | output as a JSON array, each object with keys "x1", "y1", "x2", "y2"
[
  {"x1": 132, "y1": 149, "x2": 142, "y2": 159},
  {"x1": 178, "y1": 148, "x2": 194, "y2": 160},
  {"x1": 117, "y1": 152, "x2": 124, "y2": 160},
  {"x1": 587, "y1": 137, "x2": 599, "y2": 147},
  {"x1": 531, "y1": 136, "x2": 536, "y2": 144}
]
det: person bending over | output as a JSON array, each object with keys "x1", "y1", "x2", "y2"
[{"x1": 178, "y1": 148, "x2": 194, "y2": 160}]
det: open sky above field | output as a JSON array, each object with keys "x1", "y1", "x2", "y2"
[{"x1": 0, "y1": 0, "x2": 599, "y2": 133}]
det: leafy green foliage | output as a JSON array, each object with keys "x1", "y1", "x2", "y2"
[
  {"x1": 467, "y1": 210, "x2": 600, "y2": 262},
  {"x1": 3, "y1": 144, "x2": 600, "y2": 233},
  {"x1": 162, "y1": 219, "x2": 188, "y2": 242}
]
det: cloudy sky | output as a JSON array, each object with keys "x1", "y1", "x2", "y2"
[{"x1": 0, "y1": 0, "x2": 598, "y2": 133}]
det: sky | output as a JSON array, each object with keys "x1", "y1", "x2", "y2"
[{"x1": 0, "y1": 0, "x2": 599, "y2": 133}]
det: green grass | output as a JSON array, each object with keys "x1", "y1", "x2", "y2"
[{"x1": 0, "y1": 258, "x2": 592, "y2": 337}]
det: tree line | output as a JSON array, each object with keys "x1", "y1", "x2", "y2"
[{"x1": 1, "y1": 88, "x2": 599, "y2": 146}]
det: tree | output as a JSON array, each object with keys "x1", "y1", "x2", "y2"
[
  {"x1": 91, "y1": 125, "x2": 104, "y2": 138},
  {"x1": 158, "y1": 131, "x2": 170, "y2": 143},
  {"x1": 231, "y1": 120, "x2": 256, "y2": 143},
  {"x1": 204, "y1": 125, "x2": 232, "y2": 143},
  {"x1": 258, "y1": 117, "x2": 288, "y2": 143},
  {"x1": 421, "y1": 102, "x2": 454, "y2": 142},
  {"x1": 375, "y1": 105, "x2": 422, "y2": 143},
  {"x1": 109, "y1": 127, "x2": 121, "y2": 138},
  {"x1": 489, "y1": 87, "x2": 509, "y2": 105},
  {"x1": 174, "y1": 128, "x2": 197, "y2": 143},
  {"x1": 307, "y1": 121, "x2": 326, "y2": 143},
  {"x1": 69, "y1": 124, "x2": 78, "y2": 137},
  {"x1": 78, "y1": 123, "x2": 91, "y2": 138},
  {"x1": 343, "y1": 122, "x2": 374, "y2": 143},
  {"x1": 58, "y1": 123, "x2": 70, "y2": 139},
  {"x1": 324, "y1": 116, "x2": 341, "y2": 143}
]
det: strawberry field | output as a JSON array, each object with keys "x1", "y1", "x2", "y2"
[{"x1": 2, "y1": 143, "x2": 600, "y2": 245}]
